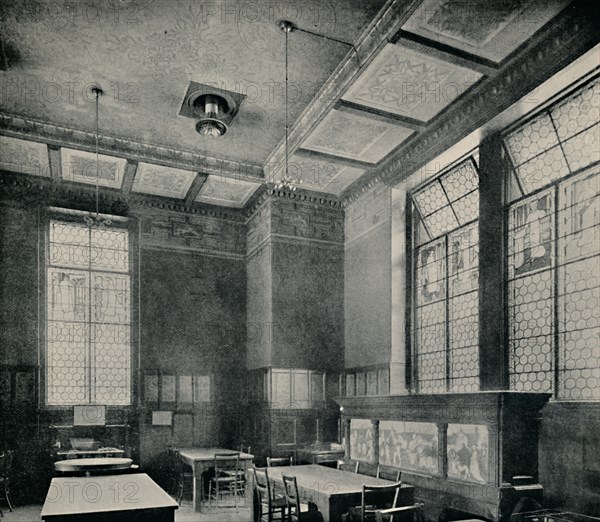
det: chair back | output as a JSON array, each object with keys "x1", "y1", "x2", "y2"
[
  {"x1": 282, "y1": 474, "x2": 301, "y2": 519},
  {"x1": 338, "y1": 460, "x2": 359, "y2": 473},
  {"x1": 373, "y1": 502, "x2": 424, "y2": 522},
  {"x1": 253, "y1": 467, "x2": 275, "y2": 506},
  {"x1": 361, "y1": 481, "x2": 402, "y2": 522},
  {"x1": 214, "y1": 452, "x2": 240, "y2": 475},
  {"x1": 238, "y1": 444, "x2": 252, "y2": 455},
  {"x1": 376, "y1": 465, "x2": 401, "y2": 482},
  {"x1": 267, "y1": 456, "x2": 293, "y2": 467}
]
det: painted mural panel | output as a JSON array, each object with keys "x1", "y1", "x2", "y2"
[
  {"x1": 350, "y1": 418, "x2": 374, "y2": 462},
  {"x1": 447, "y1": 423, "x2": 490, "y2": 483},
  {"x1": 379, "y1": 421, "x2": 439, "y2": 475}
]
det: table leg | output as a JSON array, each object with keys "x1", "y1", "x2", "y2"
[{"x1": 193, "y1": 462, "x2": 205, "y2": 512}]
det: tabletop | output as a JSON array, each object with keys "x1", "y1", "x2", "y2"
[
  {"x1": 54, "y1": 457, "x2": 133, "y2": 473},
  {"x1": 266, "y1": 465, "x2": 402, "y2": 496},
  {"x1": 41, "y1": 473, "x2": 177, "y2": 517},
  {"x1": 177, "y1": 447, "x2": 254, "y2": 462}
]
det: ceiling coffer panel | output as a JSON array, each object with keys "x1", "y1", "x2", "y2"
[
  {"x1": 0, "y1": 135, "x2": 50, "y2": 177},
  {"x1": 132, "y1": 163, "x2": 196, "y2": 199},
  {"x1": 402, "y1": 0, "x2": 571, "y2": 63},
  {"x1": 279, "y1": 155, "x2": 365, "y2": 196},
  {"x1": 196, "y1": 176, "x2": 260, "y2": 208},
  {"x1": 343, "y1": 43, "x2": 482, "y2": 122},
  {"x1": 301, "y1": 109, "x2": 413, "y2": 164},
  {"x1": 61, "y1": 148, "x2": 127, "y2": 189}
]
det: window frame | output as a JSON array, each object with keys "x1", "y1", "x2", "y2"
[
  {"x1": 41, "y1": 208, "x2": 139, "y2": 410},
  {"x1": 408, "y1": 156, "x2": 481, "y2": 394}
]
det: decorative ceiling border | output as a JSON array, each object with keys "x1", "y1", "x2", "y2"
[
  {"x1": 341, "y1": 0, "x2": 599, "y2": 204},
  {"x1": 265, "y1": 0, "x2": 423, "y2": 172},
  {"x1": 245, "y1": 184, "x2": 344, "y2": 220},
  {"x1": 0, "y1": 113, "x2": 264, "y2": 182},
  {"x1": 0, "y1": 170, "x2": 247, "y2": 222}
]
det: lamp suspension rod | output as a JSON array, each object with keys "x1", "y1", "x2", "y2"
[
  {"x1": 285, "y1": 27, "x2": 289, "y2": 180},
  {"x1": 93, "y1": 86, "x2": 103, "y2": 221}
]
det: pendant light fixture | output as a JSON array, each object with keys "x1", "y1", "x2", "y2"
[
  {"x1": 273, "y1": 20, "x2": 356, "y2": 192},
  {"x1": 83, "y1": 87, "x2": 112, "y2": 228},
  {"x1": 274, "y1": 20, "x2": 302, "y2": 191}
]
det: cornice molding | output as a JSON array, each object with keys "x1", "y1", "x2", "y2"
[
  {"x1": 0, "y1": 170, "x2": 246, "y2": 223},
  {"x1": 245, "y1": 185, "x2": 344, "y2": 220},
  {"x1": 342, "y1": 0, "x2": 600, "y2": 204},
  {"x1": 0, "y1": 113, "x2": 264, "y2": 182}
]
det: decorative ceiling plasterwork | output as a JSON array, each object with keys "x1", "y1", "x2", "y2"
[
  {"x1": 340, "y1": 3, "x2": 600, "y2": 204},
  {"x1": 266, "y1": 0, "x2": 424, "y2": 171},
  {"x1": 301, "y1": 109, "x2": 413, "y2": 164},
  {"x1": 0, "y1": 114, "x2": 264, "y2": 182},
  {"x1": 0, "y1": 135, "x2": 50, "y2": 177},
  {"x1": 0, "y1": 170, "x2": 247, "y2": 223},
  {"x1": 402, "y1": 0, "x2": 571, "y2": 63},
  {"x1": 342, "y1": 43, "x2": 482, "y2": 121},
  {"x1": 61, "y1": 148, "x2": 127, "y2": 188},
  {"x1": 284, "y1": 154, "x2": 365, "y2": 195},
  {"x1": 0, "y1": 0, "x2": 387, "y2": 166},
  {"x1": 132, "y1": 162, "x2": 196, "y2": 199},
  {"x1": 196, "y1": 176, "x2": 260, "y2": 208}
]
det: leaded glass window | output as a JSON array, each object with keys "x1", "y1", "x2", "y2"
[
  {"x1": 504, "y1": 74, "x2": 600, "y2": 400},
  {"x1": 411, "y1": 158, "x2": 480, "y2": 393},
  {"x1": 46, "y1": 218, "x2": 132, "y2": 406}
]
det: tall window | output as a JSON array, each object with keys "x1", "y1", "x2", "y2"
[
  {"x1": 46, "y1": 217, "x2": 132, "y2": 405},
  {"x1": 411, "y1": 158, "x2": 480, "y2": 393},
  {"x1": 504, "y1": 74, "x2": 599, "y2": 400}
]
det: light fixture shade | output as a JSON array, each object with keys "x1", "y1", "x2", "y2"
[{"x1": 195, "y1": 118, "x2": 228, "y2": 137}]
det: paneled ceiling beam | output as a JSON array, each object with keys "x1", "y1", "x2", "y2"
[
  {"x1": 185, "y1": 173, "x2": 209, "y2": 205},
  {"x1": 391, "y1": 30, "x2": 499, "y2": 77},
  {"x1": 265, "y1": 0, "x2": 425, "y2": 171},
  {"x1": 335, "y1": 99, "x2": 427, "y2": 131},
  {"x1": 47, "y1": 145, "x2": 62, "y2": 181},
  {"x1": 121, "y1": 160, "x2": 138, "y2": 195},
  {"x1": 295, "y1": 148, "x2": 374, "y2": 170},
  {"x1": 0, "y1": 115, "x2": 264, "y2": 183}
]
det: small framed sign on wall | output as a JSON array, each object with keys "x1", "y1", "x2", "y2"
[{"x1": 152, "y1": 411, "x2": 173, "y2": 426}]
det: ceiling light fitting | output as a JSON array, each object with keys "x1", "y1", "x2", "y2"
[
  {"x1": 84, "y1": 86, "x2": 112, "y2": 228},
  {"x1": 185, "y1": 90, "x2": 240, "y2": 138},
  {"x1": 274, "y1": 19, "x2": 302, "y2": 192}
]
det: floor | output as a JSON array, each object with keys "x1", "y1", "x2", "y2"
[{"x1": 0, "y1": 502, "x2": 253, "y2": 521}]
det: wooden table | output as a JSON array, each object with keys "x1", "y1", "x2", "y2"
[
  {"x1": 41, "y1": 473, "x2": 178, "y2": 521},
  {"x1": 178, "y1": 447, "x2": 254, "y2": 512},
  {"x1": 266, "y1": 465, "x2": 415, "y2": 522},
  {"x1": 54, "y1": 448, "x2": 125, "y2": 460},
  {"x1": 54, "y1": 458, "x2": 133, "y2": 476}
]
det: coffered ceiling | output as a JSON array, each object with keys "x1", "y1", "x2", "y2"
[{"x1": 0, "y1": 0, "x2": 585, "y2": 210}]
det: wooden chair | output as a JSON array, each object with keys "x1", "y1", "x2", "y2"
[
  {"x1": 239, "y1": 444, "x2": 252, "y2": 454},
  {"x1": 374, "y1": 503, "x2": 424, "y2": 522},
  {"x1": 344, "y1": 481, "x2": 403, "y2": 521},
  {"x1": 168, "y1": 448, "x2": 193, "y2": 504},
  {"x1": 267, "y1": 456, "x2": 294, "y2": 467},
  {"x1": 253, "y1": 467, "x2": 287, "y2": 522},
  {"x1": 376, "y1": 465, "x2": 401, "y2": 482},
  {"x1": 282, "y1": 474, "x2": 323, "y2": 522},
  {"x1": 208, "y1": 453, "x2": 241, "y2": 508},
  {"x1": 276, "y1": 442, "x2": 297, "y2": 463},
  {"x1": 338, "y1": 460, "x2": 359, "y2": 473},
  {"x1": 0, "y1": 450, "x2": 14, "y2": 514}
]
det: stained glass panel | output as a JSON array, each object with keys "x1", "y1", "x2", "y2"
[
  {"x1": 413, "y1": 182, "x2": 448, "y2": 217},
  {"x1": 504, "y1": 75, "x2": 600, "y2": 199},
  {"x1": 47, "y1": 219, "x2": 131, "y2": 406},
  {"x1": 413, "y1": 157, "x2": 480, "y2": 394}
]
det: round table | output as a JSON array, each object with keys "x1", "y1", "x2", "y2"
[{"x1": 54, "y1": 457, "x2": 133, "y2": 476}]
